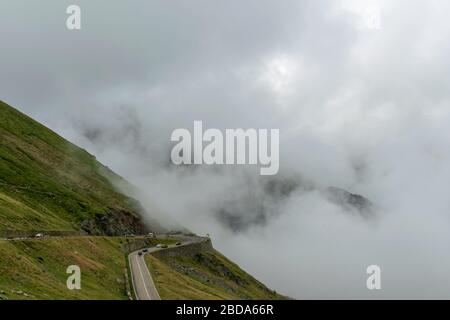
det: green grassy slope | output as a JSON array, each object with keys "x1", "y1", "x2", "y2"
[
  {"x1": 0, "y1": 100, "x2": 282, "y2": 300},
  {"x1": 145, "y1": 250, "x2": 285, "y2": 300},
  {"x1": 0, "y1": 100, "x2": 151, "y2": 234},
  {"x1": 0, "y1": 237, "x2": 129, "y2": 300}
]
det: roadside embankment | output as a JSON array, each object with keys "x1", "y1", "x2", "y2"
[{"x1": 151, "y1": 238, "x2": 213, "y2": 258}]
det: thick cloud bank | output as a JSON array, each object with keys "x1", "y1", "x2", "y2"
[{"x1": 1, "y1": 0, "x2": 450, "y2": 298}]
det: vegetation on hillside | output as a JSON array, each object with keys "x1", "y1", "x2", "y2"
[
  {"x1": 0, "y1": 100, "x2": 283, "y2": 301},
  {"x1": 0, "y1": 100, "x2": 150, "y2": 234},
  {"x1": 145, "y1": 249, "x2": 285, "y2": 300},
  {"x1": 0, "y1": 237, "x2": 129, "y2": 300}
]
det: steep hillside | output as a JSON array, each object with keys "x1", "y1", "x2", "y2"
[
  {"x1": 0, "y1": 100, "x2": 283, "y2": 301},
  {"x1": 0, "y1": 100, "x2": 158, "y2": 235},
  {"x1": 0, "y1": 237, "x2": 130, "y2": 300},
  {"x1": 145, "y1": 249, "x2": 285, "y2": 300}
]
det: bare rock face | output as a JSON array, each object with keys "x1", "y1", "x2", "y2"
[
  {"x1": 214, "y1": 174, "x2": 375, "y2": 233},
  {"x1": 324, "y1": 187, "x2": 374, "y2": 218},
  {"x1": 80, "y1": 209, "x2": 150, "y2": 236},
  {"x1": 215, "y1": 176, "x2": 306, "y2": 233}
]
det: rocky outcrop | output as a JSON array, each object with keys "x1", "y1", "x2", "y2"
[
  {"x1": 80, "y1": 208, "x2": 150, "y2": 236},
  {"x1": 325, "y1": 187, "x2": 374, "y2": 217}
]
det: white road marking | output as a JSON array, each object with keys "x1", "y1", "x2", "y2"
[
  {"x1": 128, "y1": 236, "x2": 208, "y2": 300},
  {"x1": 135, "y1": 254, "x2": 151, "y2": 300}
]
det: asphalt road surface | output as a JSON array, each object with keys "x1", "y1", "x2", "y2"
[
  {"x1": 128, "y1": 236, "x2": 206, "y2": 300},
  {"x1": 129, "y1": 248, "x2": 161, "y2": 300}
]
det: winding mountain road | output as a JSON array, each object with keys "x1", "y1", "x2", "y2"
[
  {"x1": 1, "y1": 232, "x2": 208, "y2": 300},
  {"x1": 128, "y1": 236, "x2": 207, "y2": 300},
  {"x1": 129, "y1": 248, "x2": 161, "y2": 300}
]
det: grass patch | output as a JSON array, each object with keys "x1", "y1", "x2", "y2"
[
  {"x1": 0, "y1": 100, "x2": 143, "y2": 232},
  {"x1": 145, "y1": 249, "x2": 285, "y2": 300},
  {"x1": 0, "y1": 237, "x2": 129, "y2": 300}
]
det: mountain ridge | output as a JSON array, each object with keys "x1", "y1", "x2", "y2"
[{"x1": 0, "y1": 100, "x2": 160, "y2": 235}]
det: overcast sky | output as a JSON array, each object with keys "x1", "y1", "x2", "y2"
[{"x1": 2, "y1": 0, "x2": 450, "y2": 299}]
